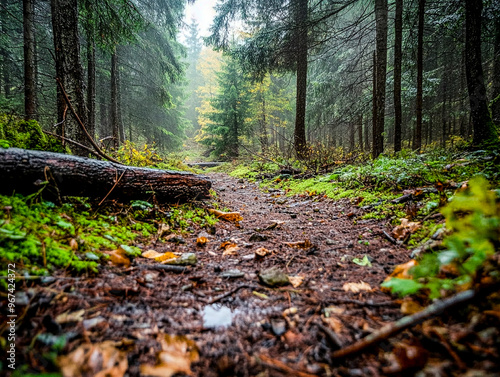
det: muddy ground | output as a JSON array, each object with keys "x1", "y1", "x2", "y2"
[{"x1": 3, "y1": 173, "x2": 499, "y2": 376}]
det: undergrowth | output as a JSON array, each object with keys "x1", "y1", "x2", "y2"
[
  {"x1": 382, "y1": 176, "x2": 500, "y2": 299},
  {"x1": 0, "y1": 194, "x2": 218, "y2": 286}
]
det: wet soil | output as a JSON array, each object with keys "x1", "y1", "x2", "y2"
[{"x1": 5, "y1": 173, "x2": 500, "y2": 376}]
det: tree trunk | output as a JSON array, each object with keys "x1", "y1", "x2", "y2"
[
  {"x1": 393, "y1": 0, "x2": 402, "y2": 152},
  {"x1": 51, "y1": 0, "x2": 89, "y2": 156},
  {"x1": 373, "y1": 0, "x2": 388, "y2": 158},
  {"x1": 491, "y1": 15, "x2": 500, "y2": 125},
  {"x1": 259, "y1": 96, "x2": 268, "y2": 152},
  {"x1": 372, "y1": 51, "x2": 378, "y2": 158},
  {"x1": 86, "y1": 28, "x2": 96, "y2": 141},
  {"x1": 111, "y1": 47, "x2": 119, "y2": 149},
  {"x1": 293, "y1": 0, "x2": 308, "y2": 158},
  {"x1": 358, "y1": 113, "x2": 363, "y2": 152},
  {"x1": 414, "y1": 0, "x2": 425, "y2": 151},
  {"x1": 1, "y1": 0, "x2": 11, "y2": 98},
  {"x1": 465, "y1": 0, "x2": 496, "y2": 145},
  {"x1": 0, "y1": 148, "x2": 211, "y2": 202},
  {"x1": 23, "y1": 0, "x2": 37, "y2": 121}
]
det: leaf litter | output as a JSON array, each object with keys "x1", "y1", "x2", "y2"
[{"x1": 7, "y1": 172, "x2": 500, "y2": 377}]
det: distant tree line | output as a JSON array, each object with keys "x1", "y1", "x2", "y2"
[{"x1": 205, "y1": 0, "x2": 499, "y2": 158}]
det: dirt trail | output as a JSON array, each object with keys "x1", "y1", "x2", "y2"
[{"x1": 11, "y1": 173, "x2": 415, "y2": 376}]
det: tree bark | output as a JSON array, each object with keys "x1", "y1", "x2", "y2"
[
  {"x1": 372, "y1": 50, "x2": 377, "y2": 158},
  {"x1": 86, "y1": 27, "x2": 96, "y2": 141},
  {"x1": 111, "y1": 47, "x2": 119, "y2": 149},
  {"x1": 373, "y1": 0, "x2": 388, "y2": 158},
  {"x1": 491, "y1": 15, "x2": 500, "y2": 125},
  {"x1": 414, "y1": 0, "x2": 425, "y2": 151},
  {"x1": 51, "y1": 0, "x2": 89, "y2": 156},
  {"x1": 0, "y1": 148, "x2": 211, "y2": 202},
  {"x1": 465, "y1": 0, "x2": 496, "y2": 145},
  {"x1": 393, "y1": 0, "x2": 402, "y2": 152},
  {"x1": 23, "y1": 0, "x2": 37, "y2": 121},
  {"x1": 293, "y1": 0, "x2": 308, "y2": 158},
  {"x1": 1, "y1": 0, "x2": 11, "y2": 98}
]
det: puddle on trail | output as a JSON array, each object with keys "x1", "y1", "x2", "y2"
[{"x1": 202, "y1": 304, "x2": 241, "y2": 329}]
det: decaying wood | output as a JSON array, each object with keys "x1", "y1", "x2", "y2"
[
  {"x1": 0, "y1": 148, "x2": 211, "y2": 202},
  {"x1": 187, "y1": 162, "x2": 223, "y2": 168}
]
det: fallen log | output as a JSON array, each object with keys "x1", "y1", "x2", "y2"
[{"x1": 0, "y1": 148, "x2": 211, "y2": 202}]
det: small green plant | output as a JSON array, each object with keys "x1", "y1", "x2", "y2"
[{"x1": 382, "y1": 176, "x2": 499, "y2": 299}]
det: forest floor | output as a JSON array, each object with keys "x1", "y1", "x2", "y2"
[{"x1": 4, "y1": 172, "x2": 500, "y2": 377}]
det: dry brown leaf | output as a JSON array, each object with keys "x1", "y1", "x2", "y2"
[
  {"x1": 387, "y1": 259, "x2": 418, "y2": 279},
  {"x1": 58, "y1": 341, "x2": 128, "y2": 377},
  {"x1": 69, "y1": 238, "x2": 79, "y2": 251},
  {"x1": 284, "y1": 239, "x2": 312, "y2": 249},
  {"x1": 322, "y1": 315, "x2": 343, "y2": 333},
  {"x1": 222, "y1": 245, "x2": 239, "y2": 256},
  {"x1": 392, "y1": 219, "x2": 421, "y2": 240},
  {"x1": 140, "y1": 334, "x2": 199, "y2": 377},
  {"x1": 288, "y1": 275, "x2": 304, "y2": 288},
  {"x1": 342, "y1": 281, "x2": 372, "y2": 293},
  {"x1": 56, "y1": 309, "x2": 85, "y2": 324},
  {"x1": 106, "y1": 249, "x2": 131, "y2": 267},
  {"x1": 196, "y1": 236, "x2": 208, "y2": 246},
  {"x1": 220, "y1": 241, "x2": 239, "y2": 255},
  {"x1": 255, "y1": 247, "x2": 270, "y2": 257},
  {"x1": 208, "y1": 209, "x2": 243, "y2": 223}
]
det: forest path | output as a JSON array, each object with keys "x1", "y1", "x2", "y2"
[{"x1": 17, "y1": 173, "x2": 414, "y2": 377}]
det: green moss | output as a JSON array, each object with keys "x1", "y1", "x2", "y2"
[{"x1": 0, "y1": 114, "x2": 65, "y2": 152}]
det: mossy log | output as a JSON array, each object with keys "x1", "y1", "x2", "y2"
[{"x1": 0, "y1": 148, "x2": 211, "y2": 202}]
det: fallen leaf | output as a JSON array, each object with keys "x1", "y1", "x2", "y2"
[
  {"x1": 142, "y1": 250, "x2": 179, "y2": 263},
  {"x1": 196, "y1": 236, "x2": 208, "y2": 246},
  {"x1": 208, "y1": 209, "x2": 243, "y2": 223},
  {"x1": 385, "y1": 259, "x2": 418, "y2": 281},
  {"x1": 400, "y1": 300, "x2": 424, "y2": 315},
  {"x1": 265, "y1": 220, "x2": 285, "y2": 230},
  {"x1": 56, "y1": 309, "x2": 85, "y2": 324},
  {"x1": 140, "y1": 334, "x2": 198, "y2": 377},
  {"x1": 352, "y1": 255, "x2": 372, "y2": 267},
  {"x1": 392, "y1": 218, "x2": 421, "y2": 240},
  {"x1": 69, "y1": 238, "x2": 78, "y2": 251},
  {"x1": 342, "y1": 281, "x2": 372, "y2": 293},
  {"x1": 106, "y1": 249, "x2": 131, "y2": 267},
  {"x1": 288, "y1": 275, "x2": 304, "y2": 288},
  {"x1": 163, "y1": 253, "x2": 197, "y2": 266},
  {"x1": 253, "y1": 291, "x2": 270, "y2": 299},
  {"x1": 255, "y1": 247, "x2": 270, "y2": 257},
  {"x1": 383, "y1": 341, "x2": 429, "y2": 374},
  {"x1": 283, "y1": 307, "x2": 298, "y2": 316},
  {"x1": 322, "y1": 315, "x2": 343, "y2": 333},
  {"x1": 324, "y1": 306, "x2": 345, "y2": 316},
  {"x1": 220, "y1": 241, "x2": 239, "y2": 256},
  {"x1": 58, "y1": 341, "x2": 128, "y2": 377},
  {"x1": 284, "y1": 239, "x2": 312, "y2": 249}
]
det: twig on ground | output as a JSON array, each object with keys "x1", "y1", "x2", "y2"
[
  {"x1": 383, "y1": 231, "x2": 399, "y2": 245},
  {"x1": 98, "y1": 170, "x2": 126, "y2": 206},
  {"x1": 202, "y1": 284, "x2": 256, "y2": 305},
  {"x1": 332, "y1": 283, "x2": 499, "y2": 359},
  {"x1": 315, "y1": 322, "x2": 344, "y2": 349},
  {"x1": 256, "y1": 354, "x2": 318, "y2": 377},
  {"x1": 125, "y1": 264, "x2": 190, "y2": 274}
]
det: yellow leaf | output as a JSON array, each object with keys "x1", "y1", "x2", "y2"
[
  {"x1": 208, "y1": 209, "x2": 243, "y2": 223},
  {"x1": 55, "y1": 309, "x2": 85, "y2": 324},
  {"x1": 140, "y1": 334, "x2": 198, "y2": 377},
  {"x1": 342, "y1": 281, "x2": 372, "y2": 293},
  {"x1": 58, "y1": 341, "x2": 128, "y2": 377},
  {"x1": 142, "y1": 250, "x2": 179, "y2": 263},
  {"x1": 196, "y1": 237, "x2": 208, "y2": 246},
  {"x1": 106, "y1": 249, "x2": 131, "y2": 267}
]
